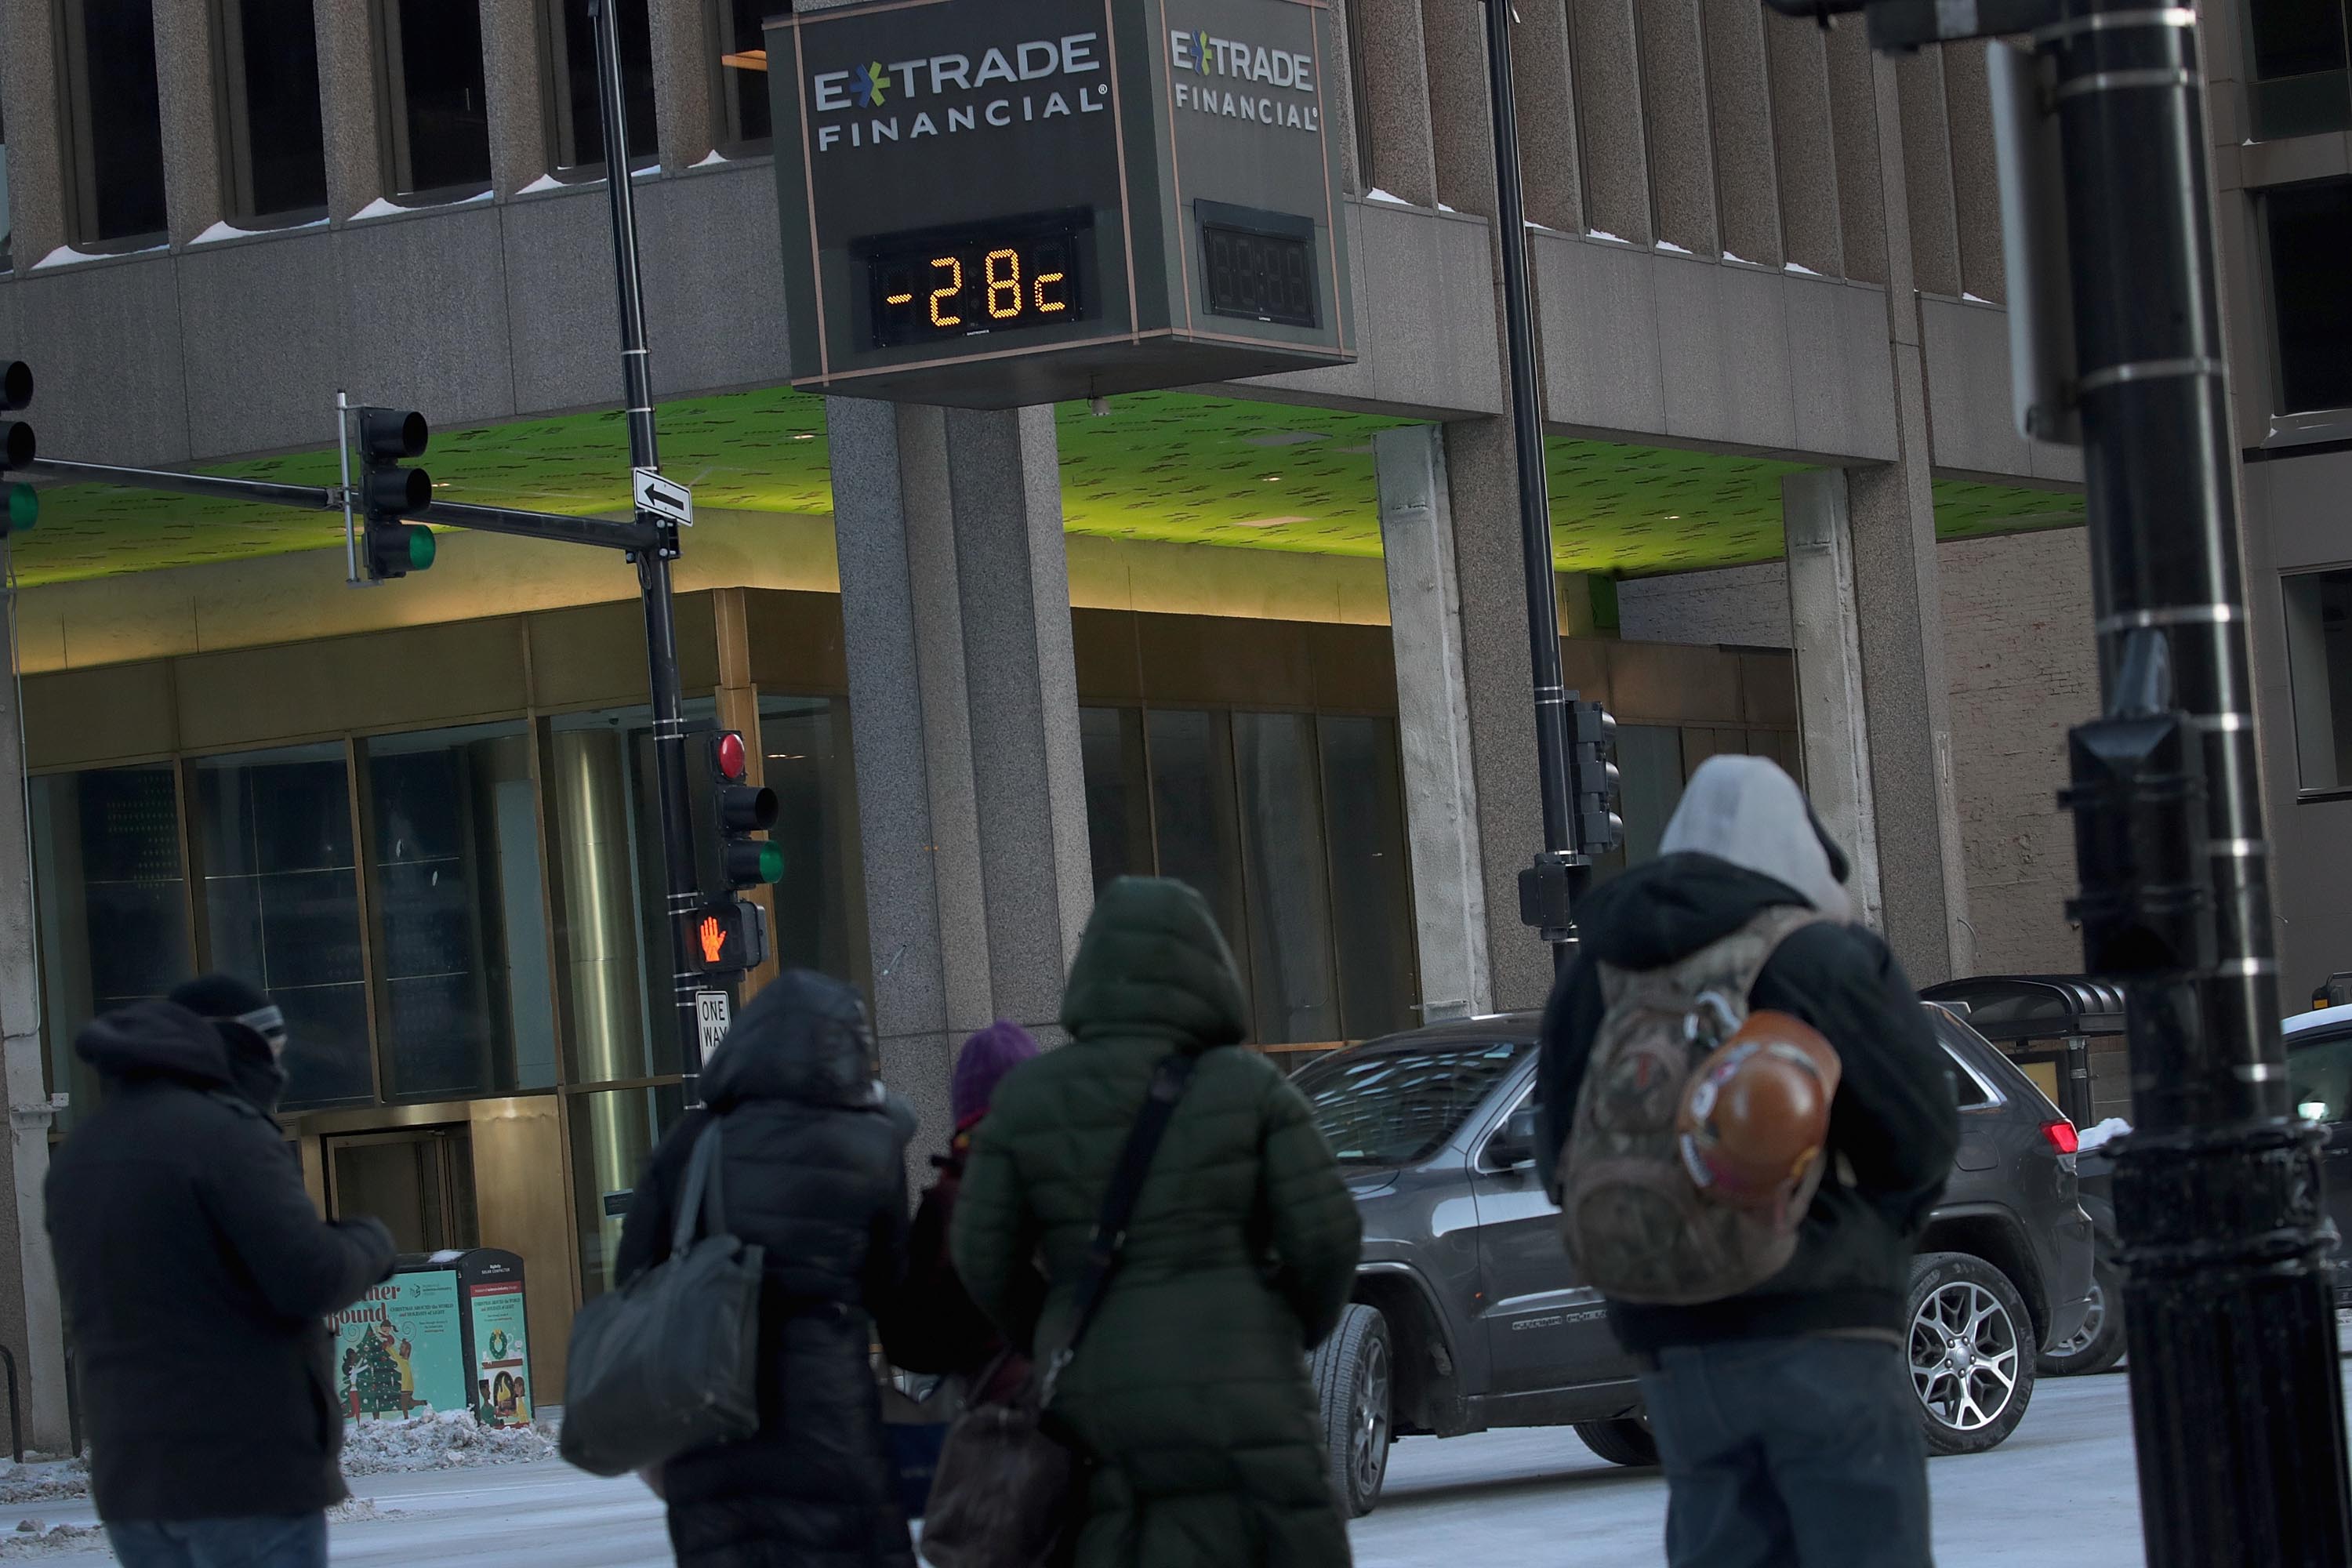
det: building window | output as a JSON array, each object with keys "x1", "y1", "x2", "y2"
[
  {"x1": 2245, "y1": 0, "x2": 2352, "y2": 139},
  {"x1": 361, "y1": 724, "x2": 557, "y2": 1102},
  {"x1": 1080, "y1": 705, "x2": 1418, "y2": 1046},
  {"x1": 194, "y1": 745, "x2": 372, "y2": 1111},
  {"x1": 0, "y1": 87, "x2": 14, "y2": 269},
  {"x1": 214, "y1": 0, "x2": 328, "y2": 223},
  {"x1": 1343, "y1": 0, "x2": 1374, "y2": 194},
  {"x1": 376, "y1": 0, "x2": 492, "y2": 201},
  {"x1": 758, "y1": 695, "x2": 865, "y2": 984},
  {"x1": 710, "y1": 0, "x2": 770, "y2": 151},
  {"x1": 56, "y1": 0, "x2": 169, "y2": 249},
  {"x1": 541, "y1": 0, "x2": 657, "y2": 177},
  {"x1": 2265, "y1": 180, "x2": 2352, "y2": 417},
  {"x1": 31, "y1": 766, "x2": 194, "y2": 1134},
  {"x1": 2283, "y1": 568, "x2": 2352, "y2": 793}
]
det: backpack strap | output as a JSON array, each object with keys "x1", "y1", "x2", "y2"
[
  {"x1": 1599, "y1": 904, "x2": 1828, "y2": 1018},
  {"x1": 1043, "y1": 1053, "x2": 1197, "y2": 1400},
  {"x1": 673, "y1": 1120, "x2": 728, "y2": 1247}
]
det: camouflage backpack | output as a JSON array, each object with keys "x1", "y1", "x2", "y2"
[{"x1": 1557, "y1": 905, "x2": 1829, "y2": 1306}]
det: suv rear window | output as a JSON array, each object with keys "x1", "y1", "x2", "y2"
[
  {"x1": 2288, "y1": 1025, "x2": 2352, "y2": 1123},
  {"x1": 1294, "y1": 1040, "x2": 1530, "y2": 1166}
]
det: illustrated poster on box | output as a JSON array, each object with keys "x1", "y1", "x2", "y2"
[
  {"x1": 469, "y1": 1282, "x2": 533, "y2": 1428},
  {"x1": 331, "y1": 1274, "x2": 467, "y2": 1420}
]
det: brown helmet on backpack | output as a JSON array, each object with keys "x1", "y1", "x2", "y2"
[{"x1": 1675, "y1": 1010, "x2": 1842, "y2": 1218}]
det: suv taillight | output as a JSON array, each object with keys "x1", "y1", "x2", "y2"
[{"x1": 2042, "y1": 1120, "x2": 2079, "y2": 1155}]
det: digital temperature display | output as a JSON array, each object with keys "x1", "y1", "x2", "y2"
[{"x1": 864, "y1": 212, "x2": 1091, "y2": 349}]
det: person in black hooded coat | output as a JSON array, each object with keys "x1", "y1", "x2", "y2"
[
  {"x1": 615, "y1": 971, "x2": 915, "y2": 1568},
  {"x1": 45, "y1": 975, "x2": 395, "y2": 1568}
]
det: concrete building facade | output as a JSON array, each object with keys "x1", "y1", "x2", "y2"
[{"x1": 0, "y1": 0, "x2": 2134, "y2": 1439}]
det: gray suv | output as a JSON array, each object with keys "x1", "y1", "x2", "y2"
[{"x1": 1295, "y1": 1004, "x2": 2097, "y2": 1515}]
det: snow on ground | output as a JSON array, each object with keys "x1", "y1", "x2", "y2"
[
  {"x1": 2, "y1": 1367, "x2": 2330, "y2": 1563},
  {"x1": 339, "y1": 1411, "x2": 557, "y2": 1475}
]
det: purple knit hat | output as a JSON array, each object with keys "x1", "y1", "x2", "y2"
[{"x1": 952, "y1": 1020, "x2": 1041, "y2": 1129}]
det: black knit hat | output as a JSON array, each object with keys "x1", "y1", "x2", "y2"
[{"x1": 169, "y1": 973, "x2": 270, "y2": 1020}]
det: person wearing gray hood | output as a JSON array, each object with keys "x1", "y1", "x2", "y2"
[{"x1": 1536, "y1": 755, "x2": 1959, "y2": 1568}]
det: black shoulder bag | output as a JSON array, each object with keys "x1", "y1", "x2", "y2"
[
  {"x1": 920, "y1": 1054, "x2": 1196, "y2": 1568},
  {"x1": 559, "y1": 1119, "x2": 766, "y2": 1478}
]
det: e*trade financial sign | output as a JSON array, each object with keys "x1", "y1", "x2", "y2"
[{"x1": 767, "y1": 0, "x2": 1356, "y2": 410}]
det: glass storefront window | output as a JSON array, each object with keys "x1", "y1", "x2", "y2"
[
  {"x1": 1146, "y1": 709, "x2": 1249, "y2": 956},
  {"x1": 760, "y1": 695, "x2": 865, "y2": 983},
  {"x1": 1316, "y1": 716, "x2": 1416, "y2": 1041},
  {"x1": 363, "y1": 724, "x2": 557, "y2": 1100},
  {"x1": 195, "y1": 744, "x2": 371, "y2": 1109},
  {"x1": 1080, "y1": 707, "x2": 1152, "y2": 894},
  {"x1": 31, "y1": 765, "x2": 193, "y2": 1130},
  {"x1": 567, "y1": 1081, "x2": 685, "y2": 1299},
  {"x1": 1233, "y1": 711, "x2": 1341, "y2": 1045}
]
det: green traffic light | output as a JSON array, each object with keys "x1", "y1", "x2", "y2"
[
  {"x1": 5, "y1": 484, "x2": 35, "y2": 533},
  {"x1": 408, "y1": 526, "x2": 437, "y2": 571},
  {"x1": 756, "y1": 841, "x2": 785, "y2": 884}
]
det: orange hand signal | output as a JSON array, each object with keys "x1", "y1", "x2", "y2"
[{"x1": 698, "y1": 914, "x2": 727, "y2": 966}]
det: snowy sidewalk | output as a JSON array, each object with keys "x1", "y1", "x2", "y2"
[{"x1": 0, "y1": 1367, "x2": 2270, "y2": 1564}]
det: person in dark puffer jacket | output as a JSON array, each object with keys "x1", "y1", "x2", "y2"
[
  {"x1": 953, "y1": 877, "x2": 1363, "y2": 1568},
  {"x1": 615, "y1": 971, "x2": 915, "y2": 1568},
  {"x1": 46, "y1": 975, "x2": 395, "y2": 1568}
]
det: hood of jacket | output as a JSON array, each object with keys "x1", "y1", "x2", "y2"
[
  {"x1": 1060, "y1": 877, "x2": 1249, "y2": 1053},
  {"x1": 74, "y1": 1002, "x2": 236, "y2": 1091},
  {"x1": 1657, "y1": 754, "x2": 1852, "y2": 923},
  {"x1": 702, "y1": 969, "x2": 884, "y2": 1112}
]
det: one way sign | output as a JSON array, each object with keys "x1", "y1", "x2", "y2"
[{"x1": 633, "y1": 467, "x2": 694, "y2": 528}]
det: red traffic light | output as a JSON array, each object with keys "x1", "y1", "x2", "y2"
[{"x1": 714, "y1": 731, "x2": 749, "y2": 782}]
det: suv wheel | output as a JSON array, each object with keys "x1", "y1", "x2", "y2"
[
  {"x1": 1310, "y1": 1304, "x2": 1392, "y2": 1518},
  {"x1": 2038, "y1": 1256, "x2": 2125, "y2": 1377},
  {"x1": 1907, "y1": 1251, "x2": 2035, "y2": 1454},
  {"x1": 1573, "y1": 1417, "x2": 1658, "y2": 1468}
]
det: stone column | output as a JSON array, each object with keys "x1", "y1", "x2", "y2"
[
  {"x1": 826, "y1": 398, "x2": 1092, "y2": 1135},
  {"x1": 1782, "y1": 469, "x2": 1887, "y2": 930},
  {"x1": 1375, "y1": 425, "x2": 1493, "y2": 1022},
  {"x1": 0, "y1": 586, "x2": 67, "y2": 1452},
  {"x1": 152, "y1": 0, "x2": 226, "y2": 244},
  {"x1": 1375, "y1": 420, "x2": 1555, "y2": 1018},
  {"x1": 311, "y1": 0, "x2": 389, "y2": 220}
]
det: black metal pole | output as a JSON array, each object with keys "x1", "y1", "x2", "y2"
[
  {"x1": 2047, "y1": 2, "x2": 2352, "y2": 1560},
  {"x1": 590, "y1": 0, "x2": 704, "y2": 1097},
  {"x1": 1480, "y1": 0, "x2": 1577, "y2": 975}
]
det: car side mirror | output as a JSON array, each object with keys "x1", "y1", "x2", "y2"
[{"x1": 1487, "y1": 1105, "x2": 1541, "y2": 1172}]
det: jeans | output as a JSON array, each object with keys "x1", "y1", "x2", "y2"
[
  {"x1": 1638, "y1": 1335, "x2": 1932, "y2": 1568},
  {"x1": 107, "y1": 1512, "x2": 328, "y2": 1568}
]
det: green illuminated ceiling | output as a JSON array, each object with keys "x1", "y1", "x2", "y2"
[{"x1": 14, "y1": 388, "x2": 2082, "y2": 588}]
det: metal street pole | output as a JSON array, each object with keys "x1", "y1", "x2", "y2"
[
  {"x1": 589, "y1": 0, "x2": 705, "y2": 1097},
  {"x1": 2041, "y1": 1, "x2": 2352, "y2": 1558},
  {"x1": 1480, "y1": 0, "x2": 1580, "y2": 975}
]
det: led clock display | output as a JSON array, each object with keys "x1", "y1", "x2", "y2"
[
  {"x1": 864, "y1": 212, "x2": 1092, "y2": 348},
  {"x1": 1201, "y1": 223, "x2": 1318, "y2": 328}
]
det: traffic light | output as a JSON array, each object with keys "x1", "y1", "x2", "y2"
[
  {"x1": 356, "y1": 406, "x2": 434, "y2": 579},
  {"x1": 1570, "y1": 701, "x2": 1624, "y2": 858},
  {"x1": 0, "y1": 361, "x2": 37, "y2": 536},
  {"x1": 708, "y1": 731, "x2": 783, "y2": 889}
]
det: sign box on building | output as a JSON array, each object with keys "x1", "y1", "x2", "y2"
[
  {"x1": 330, "y1": 1250, "x2": 535, "y2": 1428},
  {"x1": 767, "y1": 0, "x2": 1356, "y2": 408}
]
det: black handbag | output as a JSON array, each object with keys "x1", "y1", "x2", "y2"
[
  {"x1": 919, "y1": 1054, "x2": 1196, "y2": 1568},
  {"x1": 559, "y1": 1119, "x2": 766, "y2": 1478}
]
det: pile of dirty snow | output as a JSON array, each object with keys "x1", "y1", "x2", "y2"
[
  {"x1": 0, "y1": 1465, "x2": 86, "y2": 1508},
  {"x1": 339, "y1": 1409, "x2": 557, "y2": 1475},
  {"x1": 0, "y1": 1521, "x2": 104, "y2": 1559}
]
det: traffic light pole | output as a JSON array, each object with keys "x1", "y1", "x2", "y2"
[
  {"x1": 2042, "y1": 1, "x2": 2352, "y2": 1556},
  {"x1": 588, "y1": 0, "x2": 705, "y2": 1099},
  {"x1": 1479, "y1": 0, "x2": 1580, "y2": 976}
]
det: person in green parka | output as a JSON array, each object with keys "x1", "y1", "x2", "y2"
[{"x1": 950, "y1": 877, "x2": 1363, "y2": 1567}]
